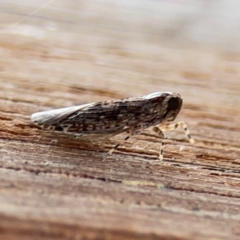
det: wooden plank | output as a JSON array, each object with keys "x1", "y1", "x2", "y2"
[{"x1": 0, "y1": 1, "x2": 240, "y2": 240}]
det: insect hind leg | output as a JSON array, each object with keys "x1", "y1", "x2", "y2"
[
  {"x1": 102, "y1": 125, "x2": 145, "y2": 160},
  {"x1": 103, "y1": 135, "x2": 131, "y2": 160}
]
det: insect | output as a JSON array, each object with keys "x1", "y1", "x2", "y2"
[{"x1": 31, "y1": 92, "x2": 194, "y2": 160}]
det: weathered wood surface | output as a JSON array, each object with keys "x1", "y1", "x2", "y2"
[{"x1": 0, "y1": 1, "x2": 240, "y2": 240}]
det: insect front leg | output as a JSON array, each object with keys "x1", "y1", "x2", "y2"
[
  {"x1": 150, "y1": 126, "x2": 165, "y2": 161},
  {"x1": 159, "y1": 121, "x2": 195, "y2": 144},
  {"x1": 150, "y1": 122, "x2": 194, "y2": 161}
]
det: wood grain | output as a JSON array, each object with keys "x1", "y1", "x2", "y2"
[{"x1": 0, "y1": 1, "x2": 240, "y2": 240}]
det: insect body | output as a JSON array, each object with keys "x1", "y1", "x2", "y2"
[{"x1": 31, "y1": 92, "x2": 194, "y2": 160}]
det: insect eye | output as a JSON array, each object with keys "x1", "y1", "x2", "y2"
[
  {"x1": 167, "y1": 97, "x2": 182, "y2": 112},
  {"x1": 163, "y1": 96, "x2": 183, "y2": 121}
]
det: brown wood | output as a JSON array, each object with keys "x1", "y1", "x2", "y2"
[{"x1": 0, "y1": 2, "x2": 240, "y2": 240}]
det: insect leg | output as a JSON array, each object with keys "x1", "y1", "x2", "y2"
[
  {"x1": 151, "y1": 126, "x2": 165, "y2": 161},
  {"x1": 159, "y1": 121, "x2": 195, "y2": 144},
  {"x1": 103, "y1": 125, "x2": 146, "y2": 160},
  {"x1": 103, "y1": 134, "x2": 131, "y2": 160}
]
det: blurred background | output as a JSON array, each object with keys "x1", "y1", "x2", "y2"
[{"x1": 2, "y1": 0, "x2": 240, "y2": 50}]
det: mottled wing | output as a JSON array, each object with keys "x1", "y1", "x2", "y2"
[
  {"x1": 31, "y1": 103, "x2": 94, "y2": 129},
  {"x1": 56, "y1": 99, "x2": 151, "y2": 135},
  {"x1": 31, "y1": 98, "x2": 155, "y2": 136},
  {"x1": 31, "y1": 91, "x2": 174, "y2": 137}
]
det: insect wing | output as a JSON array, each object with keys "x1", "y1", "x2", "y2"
[
  {"x1": 31, "y1": 103, "x2": 94, "y2": 126},
  {"x1": 59, "y1": 99, "x2": 147, "y2": 135}
]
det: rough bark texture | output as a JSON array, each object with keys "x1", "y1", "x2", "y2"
[{"x1": 0, "y1": 1, "x2": 240, "y2": 240}]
